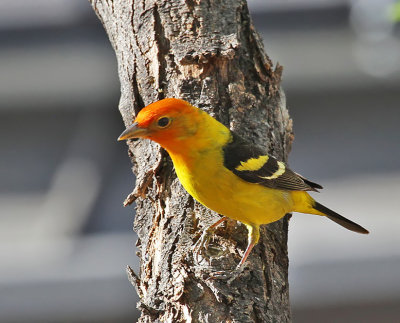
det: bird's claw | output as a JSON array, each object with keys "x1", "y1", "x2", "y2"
[
  {"x1": 193, "y1": 229, "x2": 212, "y2": 263},
  {"x1": 193, "y1": 216, "x2": 228, "y2": 265}
]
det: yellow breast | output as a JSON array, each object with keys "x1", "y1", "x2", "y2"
[{"x1": 170, "y1": 148, "x2": 293, "y2": 226}]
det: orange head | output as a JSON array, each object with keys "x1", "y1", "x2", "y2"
[{"x1": 118, "y1": 98, "x2": 203, "y2": 152}]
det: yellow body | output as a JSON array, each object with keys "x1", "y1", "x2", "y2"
[{"x1": 167, "y1": 108, "x2": 320, "y2": 228}]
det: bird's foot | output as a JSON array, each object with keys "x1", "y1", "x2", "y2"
[
  {"x1": 193, "y1": 216, "x2": 228, "y2": 264},
  {"x1": 193, "y1": 229, "x2": 213, "y2": 263}
]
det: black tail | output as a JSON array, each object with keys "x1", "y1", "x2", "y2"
[{"x1": 314, "y1": 202, "x2": 369, "y2": 234}]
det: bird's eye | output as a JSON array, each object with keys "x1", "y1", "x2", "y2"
[{"x1": 157, "y1": 117, "x2": 171, "y2": 128}]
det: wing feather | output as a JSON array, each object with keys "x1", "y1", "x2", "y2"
[{"x1": 223, "y1": 132, "x2": 322, "y2": 192}]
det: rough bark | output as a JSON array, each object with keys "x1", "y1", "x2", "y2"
[{"x1": 89, "y1": 0, "x2": 293, "y2": 322}]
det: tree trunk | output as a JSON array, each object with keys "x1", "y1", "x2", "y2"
[{"x1": 89, "y1": 0, "x2": 293, "y2": 322}]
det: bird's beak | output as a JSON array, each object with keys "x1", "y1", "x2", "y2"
[{"x1": 118, "y1": 122, "x2": 148, "y2": 141}]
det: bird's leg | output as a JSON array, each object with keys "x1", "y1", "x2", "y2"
[
  {"x1": 235, "y1": 223, "x2": 260, "y2": 272},
  {"x1": 208, "y1": 223, "x2": 260, "y2": 281},
  {"x1": 193, "y1": 216, "x2": 228, "y2": 263}
]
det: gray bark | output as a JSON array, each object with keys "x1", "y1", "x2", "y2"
[{"x1": 89, "y1": 0, "x2": 293, "y2": 322}]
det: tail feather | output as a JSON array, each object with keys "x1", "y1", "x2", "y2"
[{"x1": 313, "y1": 202, "x2": 369, "y2": 234}]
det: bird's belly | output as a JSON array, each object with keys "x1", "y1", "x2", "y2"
[{"x1": 176, "y1": 162, "x2": 292, "y2": 226}]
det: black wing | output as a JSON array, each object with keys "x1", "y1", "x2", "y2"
[{"x1": 222, "y1": 132, "x2": 322, "y2": 192}]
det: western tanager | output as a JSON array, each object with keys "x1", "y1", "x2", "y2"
[{"x1": 119, "y1": 98, "x2": 369, "y2": 272}]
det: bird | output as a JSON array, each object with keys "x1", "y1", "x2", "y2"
[{"x1": 118, "y1": 98, "x2": 369, "y2": 274}]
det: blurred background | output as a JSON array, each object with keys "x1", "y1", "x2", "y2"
[{"x1": 1, "y1": 0, "x2": 399, "y2": 322}]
